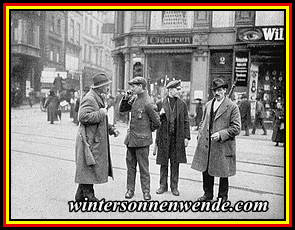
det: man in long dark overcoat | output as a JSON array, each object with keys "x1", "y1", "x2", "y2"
[
  {"x1": 74, "y1": 73, "x2": 119, "y2": 202},
  {"x1": 155, "y1": 80, "x2": 191, "y2": 196},
  {"x1": 191, "y1": 78, "x2": 241, "y2": 202},
  {"x1": 239, "y1": 94, "x2": 251, "y2": 136}
]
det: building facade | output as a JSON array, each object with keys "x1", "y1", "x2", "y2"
[
  {"x1": 112, "y1": 10, "x2": 285, "y2": 122},
  {"x1": 11, "y1": 11, "x2": 42, "y2": 106},
  {"x1": 10, "y1": 10, "x2": 115, "y2": 105}
]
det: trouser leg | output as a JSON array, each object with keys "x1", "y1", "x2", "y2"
[
  {"x1": 126, "y1": 147, "x2": 137, "y2": 191},
  {"x1": 202, "y1": 169, "x2": 214, "y2": 199},
  {"x1": 218, "y1": 177, "x2": 229, "y2": 198},
  {"x1": 170, "y1": 162, "x2": 179, "y2": 190},
  {"x1": 136, "y1": 146, "x2": 150, "y2": 193},
  {"x1": 159, "y1": 165, "x2": 168, "y2": 189}
]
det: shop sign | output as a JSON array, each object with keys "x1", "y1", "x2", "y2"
[
  {"x1": 234, "y1": 52, "x2": 249, "y2": 87},
  {"x1": 148, "y1": 35, "x2": 192, "y2": 45},
  {"x1": 237, "y1": 26, "x2": 284, "y2": 42}
]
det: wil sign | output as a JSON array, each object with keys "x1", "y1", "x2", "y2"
[
  {"x1": 234, "y1": 52, "x2": 249, "y2": 87},
  {"x1": 237, "y1": 26, "x2": 284, "y2": 42}
]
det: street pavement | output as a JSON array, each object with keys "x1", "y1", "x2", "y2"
[{"x1": 8, "y1": 104, "x2": 287, "y2": 223}]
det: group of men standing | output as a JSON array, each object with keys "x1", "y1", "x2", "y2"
[{"x1": 74, "y1": 73, "x2": 241, "y2": 203}]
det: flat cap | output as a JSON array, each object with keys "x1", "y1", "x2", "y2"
[
  {"x1": 166, "y1": 80, "x2": 181, "y2": 89},
  {"x1": 128, "y1": 77, "x2": 147, "y2": 88}
]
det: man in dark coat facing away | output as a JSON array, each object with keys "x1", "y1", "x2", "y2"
[
  {"x1": 239, "y1": 94, "x2": 251, "y2": 136},
  {"x1": 74, "y1": 73, "x2": 120, "y2": 202},
  {"x1": 191, "y1": 78, "x2": 241, "y2": 203},
  {"x1": 154, "y1": 80, "x2": 191, "y2": 196}
]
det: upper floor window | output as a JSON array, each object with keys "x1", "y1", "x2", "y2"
[
  {"x1": 162, "y1": 11, "x2": 188, "y2": 28},
  {"x1": 57, "y1": 19, "x2": 61, "y2": 35},
  {"x1": 76, "y1": 23, "x2": 80, "y2": 44},
  {"x1": 50, "y1": 15, "x2": 54, "y2": 32},
  {"x1": 255, "y1": 11, "x2": 284, "y2": 26},
  {"x1": 70, "y1": 19, "x2": 74, "y2": 41},
  {"x1": 212, "y1": 11, "x2": 235, "y2": 28},
  {"x1": 116, "y1": 11, "x2": 124, "y2": 35},
  {"x1": 236, "y1": 11, "x2": 254, "y2": 25},
  {"x1": 150, "y1": 11, "x2": 193, "y2": 30}
]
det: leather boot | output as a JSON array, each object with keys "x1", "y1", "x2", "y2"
[
  {"x1": 82, "y1": 184, "x2": 99, "y2": 202},
  {"x1": 75, "y1": 184, "x2": 84, "y2": 202}
]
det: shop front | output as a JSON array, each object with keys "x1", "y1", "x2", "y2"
[{"x1": 236, "y1": 26, "x2": 285, "y2": 123}]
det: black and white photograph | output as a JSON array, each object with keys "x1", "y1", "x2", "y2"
[{"x1": 5, "y1": 4, "x2": 291, "y2": 227}]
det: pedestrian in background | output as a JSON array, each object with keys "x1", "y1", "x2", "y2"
[
  {"x1": 271, "y1": 102, "x2": 285, "y2": 147},
  {"x1": 53, "y1": 73, "x2": 63, "y2": 96},
  {"x1": 195, "y1": 98, "x2": 203, "y2": 130},
  {"x1": 154, "y1": 80, "x2": 190, "y2": 197},
  {"x1": 119, "y1": 77, "x2": 161, "y2": 201},
  {"x1": 252, "y1": 97, "x2": 267, "y2": 135},
  {"x1": 44, "y1": 89, "x2": 60, "y2": 124},
  {"x1": 74, "y1": 73, "x2": 120, "y2": 202},
  {"x1": 191, "y1": 78, "x2": 241, "y2": 203},
  {"x1": 239, "y1": 94, "x2": 251, "y2": 136}
]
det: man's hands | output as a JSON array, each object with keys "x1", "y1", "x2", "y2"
[{"x1": 184, "y1": 138, "x2": 189, "y2": 147}]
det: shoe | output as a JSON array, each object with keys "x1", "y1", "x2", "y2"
[
  {"x1": 197, "y1": 195, "x2": 213, "y2": 202},
  {"x1": 244, "y1": 134, "x2": 249, "y2": 136},
  {"x1": 156, "y1": 186, "x2": 168, "y2": 194},
  {"x1": 262, "y1": 133, "x2": 267, "y2": 135},
  {"x1": 171, "y1": 188, "x2": 180, "y2": 196},
  {"x1": 216, "y1": 196, "x2": 228, "y2": 203},
  {"x1": 84, "y1": 194, "x2": 99, "y2": 202},
  {"x1": 251, "y1": 131, "x2": 255, "y2": 135},
  {"x1": 125, "y1": 190, "x2": 134, "y2": 199},
  {"x1": 143, "y1": 192, "x2": 151, "y2": 200}
]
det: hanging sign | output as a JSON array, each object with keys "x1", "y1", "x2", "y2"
[{"x1": 234, "y1": 51, "x2": 249, "y2": 87}]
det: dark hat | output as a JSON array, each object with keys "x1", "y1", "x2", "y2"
[
  {"x1": 128, "y1": 77, "x2": 147, "y2": 88},
  {"x1": 91, "y1": 73, "x2": 112, "y2": 89},
  {"x1": 166, "y1": 80, "x2": 181, "y2": 89},
  {"x1": 210, "y1": 78, "x2": 228, "y2": 90}
]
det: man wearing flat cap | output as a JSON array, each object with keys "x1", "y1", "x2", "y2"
[
  {"x1": 154, "y1": 79, "x2": 191, "y2": 196},
  {"x1": 74, "y1": 73, "x2": 120, "y2": 202},
  {"x1": 119, "y1": 76, "x2": 161, "y2": 201},
  {"x1": 191, "y1": 78, "x2": 241, "y2": 203}
]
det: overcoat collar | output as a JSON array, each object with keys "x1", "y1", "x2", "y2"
[
  {"x1": 162, "y1": 96, "x2": 181, "y2": 121},
  {"x1": 209, "y1": 97, "x2": 230, "y2": 121},
  {"x1": 90, "y1": 89, "x2": 105, "y2": 108}
]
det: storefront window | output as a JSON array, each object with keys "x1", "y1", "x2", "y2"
[{"x1": 147, "y1": 53, "x2": 191, "y2": 108}]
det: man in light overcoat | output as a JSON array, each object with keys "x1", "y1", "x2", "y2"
[
  {"x1": 191, "y1": 78, "x2": 241, "y2": 202},
  {"x1": 74, "y1": 73, "x2": 119, "y2": 202}
]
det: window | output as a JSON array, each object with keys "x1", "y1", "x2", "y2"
[
  {"x1": 56, "y1": 48, "x2": 60, "y2": 63},
  {"x1": 70, "y1": 19, "x2": 74, "y2": 41},
  {"x1": 49, "y1": 45, "x2": 54, "y2": 61},
  {"x1": 212, "y1": 11, "x2": 235, "y2": 28},
  {"x1": 76, "y1": 23, "x2": 80, "y2": 44},
  {"x1": 50, "y1": 15, "x2": 54, "y2": 32},
  {"x1": 27, "y1": 19, "x2": 34, "y2": 46},
  {"x1": 57, "y1": 19, "x2": 61, "y2": 34},
  {"x1": 116, "y1": 11, "x2": 124, "y2": 35},
  {"x1": 236, "y1": 11, "x2": 254, "y2": 25}
]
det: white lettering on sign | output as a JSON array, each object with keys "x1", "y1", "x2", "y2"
[{"x1": 262, "y1": 27, "x2": 284, "y2": 41}]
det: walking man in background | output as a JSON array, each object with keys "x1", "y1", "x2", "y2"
[
  {"x1": 239, "y1": 94, "x2": 251, "y2": 136},
  {"x1": 252, "y1": 97, "x2": 267, "y2": 135},
  {"x1": 154, "y1": 80, "x2": 190, "y2": 196},
  {"x1": 191, "y1": 78, "x2": 241, "y2": 203},
  {"x1": 74, "y1": 73, "x2": 119, "y2": 202},
  {"x1": 119, "y1": 77, "x2": 161, "y2": 201}
]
